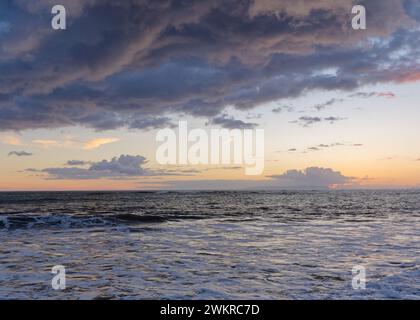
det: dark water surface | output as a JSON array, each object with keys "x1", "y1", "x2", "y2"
[{"x1": 0, "y1": 190, "x2": 419, "y2": 299}]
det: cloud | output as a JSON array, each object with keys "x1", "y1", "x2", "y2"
[
  {"x1": 31, "y1": 155, "x2": 150, "y2": 180},
  {"x1": 129, "y1": 117, "x2": 174, "y2": 130},
  {"x1": 288, "y1": 142, "x2": 362, "y2": 153},
  {"x1": 161, "y1": 179, "x2": 265, "y2": 191},
  {"x1": 269, "y1": 167, "x2": 351, "y2": 188},
  {"x1": 272, "y1": 105, "x2": 294, "y2": 113},
  {"x1": 164, "y1": 167, "x2": 353, "y2": 190},
  {"x1": 0, "y1": 0, "x2": 418, "y2": 131},
  {"x1": 303, "y1": 142, "x2": 352, "y2": 152},
  {"x1": 291, "y1": 115, "x2": 347, "y2": 127},
  {"x1": 313, "y1": 98, "x2": 344, "y2": 111},
  {"x1": 29, "y1": 154, "x2": 195, "y2": 180},
  {"x1": 324, "y1": 116, "x2": 347, "y2": 124},
  {"x1": 209, "y1": 114, "x2": 258, "y2": 129},
  {"x1": 317, "y1": 142, "x2": 345, "y2": 148},
  {"x1": 83, "y1": 138, "x2": 120, "y2": 150},
  {"x1": 349, "y1": 91, "x2": 396, "y2": 99},
  {"x1": 65, "y1": 160, "x2": 90, "y2": 166},
  {"x1": 292, "y1": 116, "x2": 322, "y2": 126},
  {"x1": 8, "y1": 151, "x2": 33, "y2": 157},
  {"x1": 377, "y1": 92, "x2": 396, "y2": 99},
  {"x1": 245, "y1": 112, "x2": 263, "y2": 120}
]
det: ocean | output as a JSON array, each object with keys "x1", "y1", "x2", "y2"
[{"x1": 0, "y1": 190, "x2": 418, "y2": 299}]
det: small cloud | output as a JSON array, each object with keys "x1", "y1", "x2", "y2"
[
  {"x1": 291, "y1": 116, "x2": 346, "y2": 127},
  {"x1": 324, "y1": 116, "x2": 346, "y2": 124},
  {"x1": 209, "y1": 114, "x2": 257, "y2": 129},
  {"x1": 159, "y1": 168, "x2": 202, "y2": 175},
  {"x1": 301, "y1": 142, "x2": 362, "y2": 153},
  {"x1": 288, "y1": 148, "x2": 297, "y2": 152},
  {"x1": 319, "y1": 143, "x2": 343, "y2": 148},
  {"x1": 293, "y1": 116, "x2": 322, "y2": 127},
  {"x1": 272, "y1": 105, "x2": 294, "y2": 113},
  {"x1": 66, "y1": 160, "x2": 90, "y2": 166},
  {"x1": 308, "y1": 147, "x2": 319, "y2": 151},
  {"x1": 313, "y1": 98, "x2": 344, "y2": 111},
  {"x1": 349, "y1": 91, "x2": 396, "y2": 99},
  {"x1": 377, "y1": 92, "x2": 396, "y2": 99},
  {"x1": 83, "y1": 138, "x2": 120, "y2": 150},
  {"x1": 381, "y1": 156, "x2": 397, "y2": 161},
  {"x1": 8, "y1": 151, "x2": 33, "y2": 157},
  {"x1": 246, "y1": 112, "x2": 263, "y2": 120},
  {"x1": 349, "y1": 92, "x2": 376, "y2": 98}
]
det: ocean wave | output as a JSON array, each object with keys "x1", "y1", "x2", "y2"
[{"x1": 0, "y1": 212, "x2": 206, "y2": 230}]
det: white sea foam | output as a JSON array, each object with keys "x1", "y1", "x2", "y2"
[{"x1": 0, "y1": 190, "x2": 418, "y2": 299}]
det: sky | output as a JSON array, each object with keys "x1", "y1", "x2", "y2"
[{"x1": 0, "y1": 0, "x2": 420, "y2": 191}]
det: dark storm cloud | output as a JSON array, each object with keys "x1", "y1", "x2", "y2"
[{"x1": 0, "y1": 0, "x2": 419, "y2": 131}]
